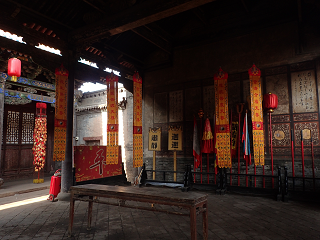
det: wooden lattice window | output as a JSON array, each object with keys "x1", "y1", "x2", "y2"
[
  {"x1": 21, "y1": 112, "x2": 34, "y2": 144},
  {"x1": 6, "y1": 111, "x2": 20, "y2": 144}
]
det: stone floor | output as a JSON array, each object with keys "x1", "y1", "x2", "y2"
[{"x1": 0, "y1": 179, "x2": 319, "y2": 239}]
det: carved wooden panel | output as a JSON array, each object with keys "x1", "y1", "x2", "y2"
[
  {"x1": 273, "y1": 148, "x2": 291, "y2": 155},
  {"x1": 169, "y1": 90, "x2": 183, "y2": 122},
  {"x1": 154, "y1": 93, "x2": 167, "y2": 123},
  {"x1": 291, "y1": 70, "x2": 318, "y2": 113},
  {"x1": 4, "y1": 148, "x2": 19, "y2": 170},
  {"x1": 20, "y1": 148, "x2": 33, "y2": 169},
  {"x1": 294, "y1": 122, "x2": 320, "y2": 146},
  {"x1": 293, "y1": 113, "x2": 318, "y2": 121},
  {"x1": 185, "y1": 87, "x2": 201, "y2": 121},
  {"x1": 21, "y1": 112, "x2": 34, "y2": 144},
  {"x1": 271, "y1": 115, "x2": 290, "y2": 123},
  {"x1": 266, "y1": 74, "x2": 289, "y2": 114},
  {"x1": 295, "y1": 147, "x2": 320, "y2": 156},
  {"x1": 268, "y1": 123, "x2": 291, "y2": 147},
  {"x1": 6, "y1": 111, "x2": 19, "y2": 144},
  {"x1": 228, "y1": 81, "x2": 241, "y2": 113},
  {"x1": 203, "y1": 85, "x2": 215, "y2": 119},
  {"x1": 265, "y1": 66, "x2": 287, "y2": 76}
]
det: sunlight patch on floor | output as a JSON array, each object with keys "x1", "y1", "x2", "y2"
[{"x1": 0, "y1": 195, "x2": 48, "y2": 211}]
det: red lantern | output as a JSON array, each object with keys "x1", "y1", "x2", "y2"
[
  {"x1": 263, "y1": 93, "x2": 278, "y2": 113},
  {"x1": 8, "y1": 58, "x2": 21, "y2": 82},
  {"x1": 36, "y1": 102, "x2": 47, "y2": 116}
]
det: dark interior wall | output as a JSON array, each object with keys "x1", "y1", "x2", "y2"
[{"x1": 143, "y1": 21, "x2": 320, "y2": 181}]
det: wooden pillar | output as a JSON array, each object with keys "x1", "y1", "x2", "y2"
[
  {"x1": 153, "y1": 151, "x2": 156, "y2": 180},
  {"x1": 0, "y1": 79, "x2": 4, "y2": 176},
  {"x1": 174, "y1": 151, "x2": 177, "y2": 181},
  {"x1": 61, "y1": 51, "x2": 75, "y2": 193}
]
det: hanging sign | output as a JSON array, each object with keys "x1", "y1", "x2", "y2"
[
  {"x1": 214, "y1": 67, "x2": 231, "y2": 168},
  {"x1": 249, "y1": 64, "x2": 265, "y2": 166},
  {"x1": 106, "y1": 74, "x2": 119, "y2": 164},
  {"x1": 148, "y1": 127, "x2": 161, "y2": 151},
  {"x1": 133, "y1": 72, "x2": 143, "y2": 167},
  {"x1": 168, "y1": 126, "x2": 182, "y2": 151},
  {"x1": 53, "y1": 64, "x2": 68, "y2": 161}
]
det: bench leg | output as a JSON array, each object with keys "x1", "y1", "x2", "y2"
[
  {"x1": 87, "y1": 196, "x2": 93, "y2": 230},
  {"x1": 190, "y1": 207, "x2": 197, "y2": 240},
  {"x1": 202, "y1": 202, "x2": 208, "y2": 240},
  {"x1": 68, "y1": 194, "x2": 75, "y2": 237}
]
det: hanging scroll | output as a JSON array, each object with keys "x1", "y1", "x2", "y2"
[
  {"x1": 249, "y1": 64, "x2": 265, "y2": 166},
  {"x1": 53, "y1": 65, "x2": 68, "y2": 161},
  {"x1": 106, "y1": 74, "x2": 119, "y2": 164},
  {"x1": 133, "y1": 72, "x2": 143, "y2": 168},
  {"x1": 214, "y1": 67, "x2": 231, "y2": 168}
]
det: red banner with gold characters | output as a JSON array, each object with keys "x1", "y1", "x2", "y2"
[
  {"x1": 249, "y1": 64, "x2": 264, "y2": 166},
  {"x1": 53, "y1": 65, "x2": 68, "y2": 161},
  {"x1": 214, "y1": 67, "x2": 231, "y2": 168},
  {"x1": 74, "y1": 146, "x2": 122, "y2": 182},
  {"x1": 133, "y1": 72, "x2": 143, "y2": 168},
  {"x1": 106, "y1": 74, "x2": 119, "y2": 164}
]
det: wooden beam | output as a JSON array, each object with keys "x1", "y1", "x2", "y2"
[
  {"x1": 4, "y1": 0, "x2": 73, "y2": 30},
  {"x1": 131, "y1": 26, "x2": 172, "y2": 54},
  {"x1": 241, "y1": 0, "x2": 249, "y2": 13},
  {"x1": 71, "y1": 0, "x2": 216, "y2": 44},
  {"x1": 193, "y1": 7, "x2": 208, "y2": 26}
]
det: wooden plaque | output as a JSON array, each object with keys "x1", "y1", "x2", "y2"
[
  {"x1": 148, "y1": 127, "x2": 161, "y2": 151},
  {"x1": 168, "y1": 126, "x2": 182, "y2": 151}
]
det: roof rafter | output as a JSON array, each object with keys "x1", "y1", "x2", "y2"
[
  {"x1": 131, "y1": 26, "x2": 172, "y2": 54},
  {"x1": 71, "y1": 0, "x2": 217, "y2": 45}
]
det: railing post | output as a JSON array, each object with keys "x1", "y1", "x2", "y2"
[
  {"x1": 276, "y1": 166, "x2": 282, "y2": 201},
  {"x1": 216, "y1": 168, "x2": 221, "y2": 194},
  {"x1": 163, "y1": 171, "x2": 165, "y2": 182},
  {"x1": 182, "y1": 165, "x2": 192, "y2": 192},
  {"x1": 140, "y1": 163, "x2": 147, "y2": 186},
  {"x1": 217, "y1": 168, "x2": 226, "y2": 195},
  {"x1": 283, "y1": 166, "x2": 288, "y2": 202},
  {"x1": 223, "y1": 168, "x2": 227, "y2": 194}
]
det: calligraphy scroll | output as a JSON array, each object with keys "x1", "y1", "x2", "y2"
[
  {"x1": 249, "y1": 64, "x2": 264, "y2": 166},
  {"x1": 53, "y1": 65, "x2": 68, "y2": 161},
  {"x1": 106, "y1": 74, "x2": 118, "y2": 164},
  {"x1": 291, "y1": 70, "x2": 318, "y2": 113},
  {"x1": 214, "y1": 67, "x2": 231, "y2": 168},
  {"x1": 169, "y1": 90, "x2": 183, "y2": 122},
  {"x1": 133, "y1": 72, "x2": 143, "y2": 167}
]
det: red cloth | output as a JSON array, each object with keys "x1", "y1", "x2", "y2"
[
  {"x1": 202, "y1": 118, "x2": 214, "y2": 153},
  {"x1": 193, "y1": 117, "x2": 201, "y2": 168}
]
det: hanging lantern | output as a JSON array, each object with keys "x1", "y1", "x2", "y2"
[
  {"x1": 263, "y1": 93, "x2": 278, "y2": 113},
  {"x1": 8, "y1": 58, "x2": 21, "y2": 82},
  {"x1": 36, "y1": 102, "x2": 47, "y2": 116}
]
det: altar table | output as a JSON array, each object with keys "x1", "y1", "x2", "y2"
[{"x1": 68, "y1": 184, "x2": 208, "y2": 240}]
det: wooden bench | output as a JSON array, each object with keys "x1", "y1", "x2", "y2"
[{"x1": 68, "y1": 184, "x2": 208, "y2": 240}]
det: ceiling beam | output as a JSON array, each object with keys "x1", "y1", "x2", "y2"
[
  {"x1": 3, "y1": 0, "x2": 73, "y2": 30},
  {"x1": 131, "y1": 26, "x2": 172, "y2": 54},
  {"x1": 71, "y1": 0, "x2": 216, "y2": 45}
]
